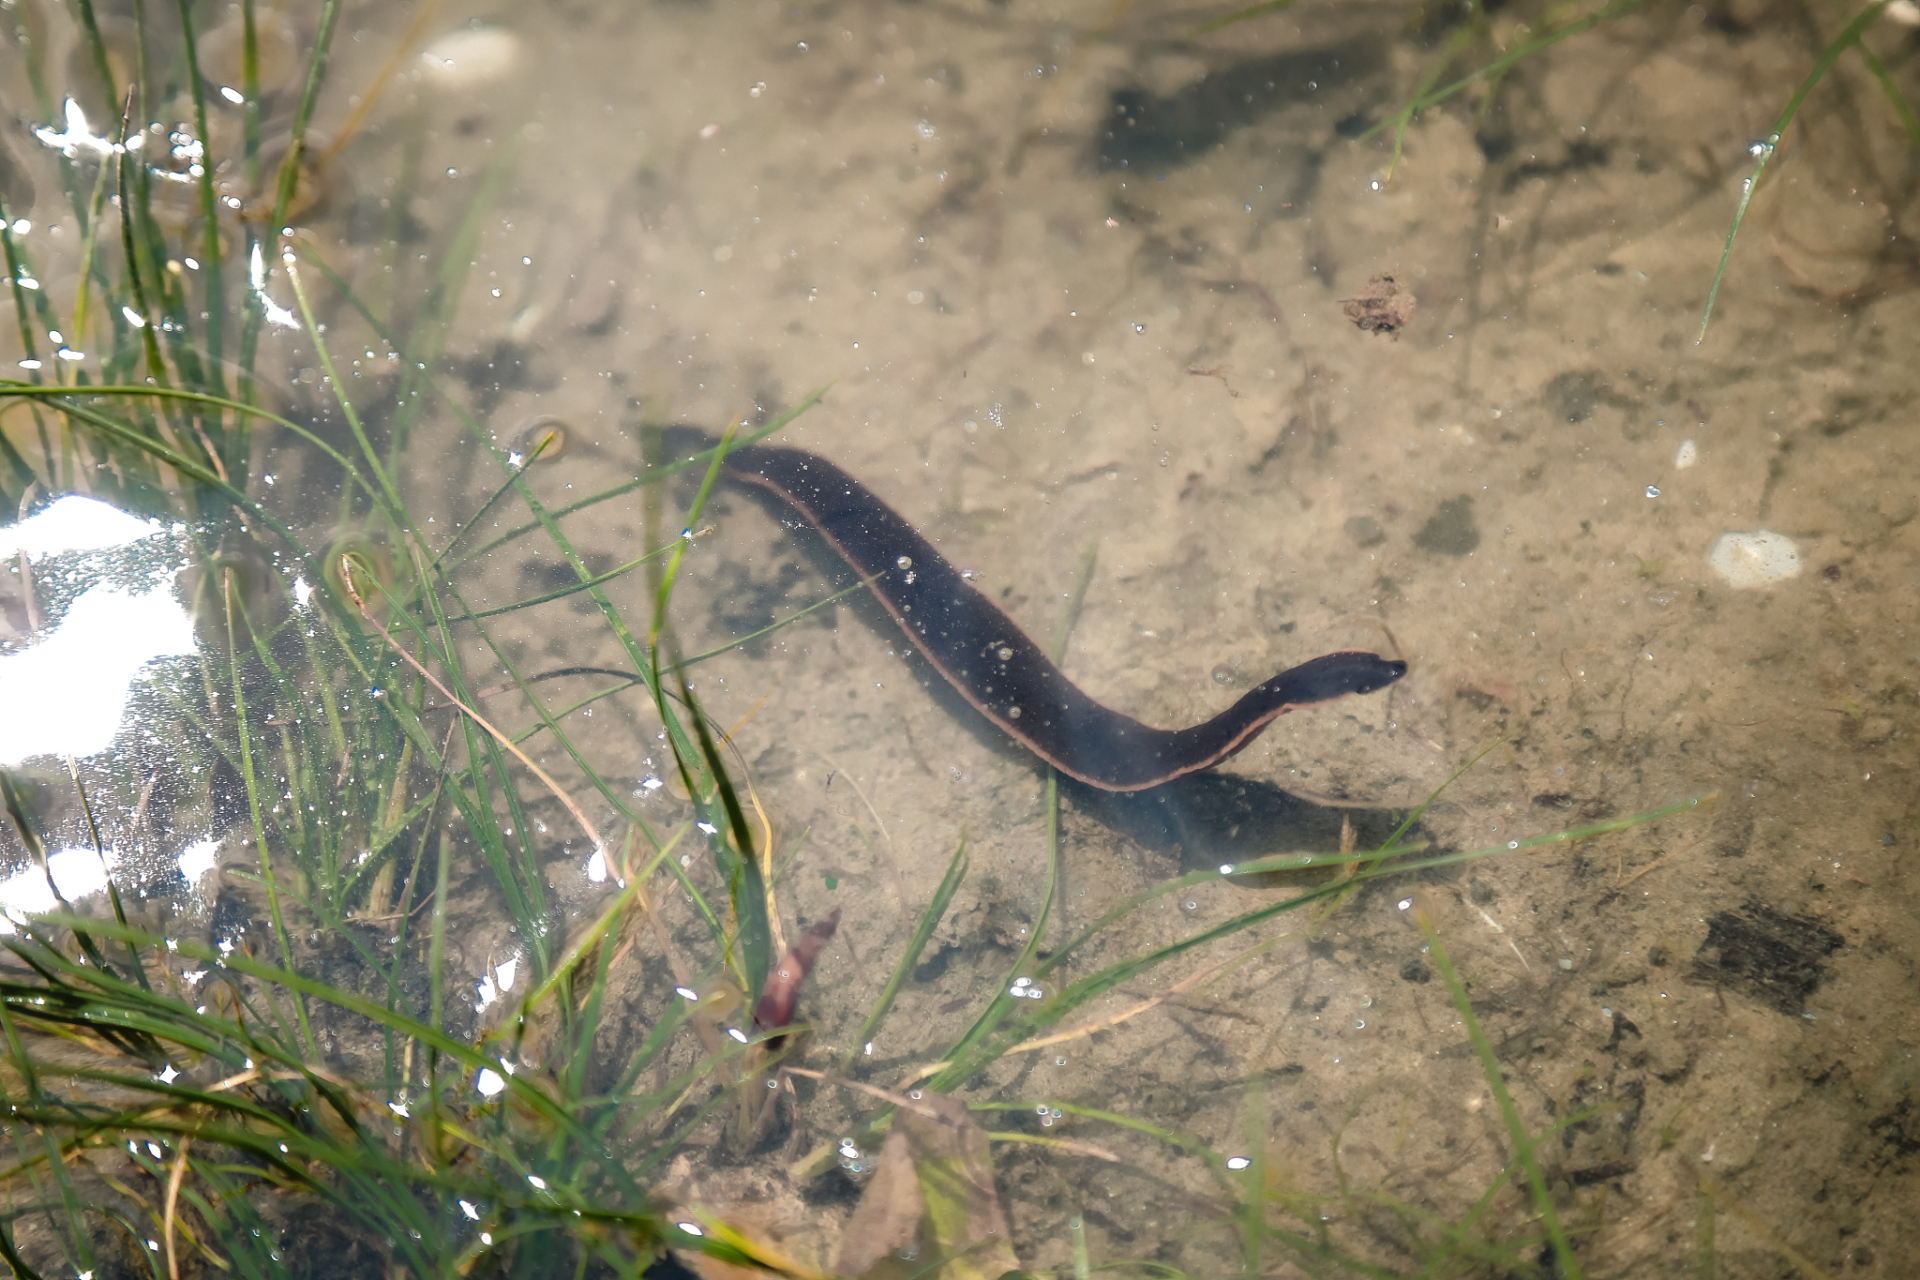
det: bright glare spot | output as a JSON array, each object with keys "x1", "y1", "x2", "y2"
[
  {"x1": 675, "y1": 986, "x2": 699, "y2": 1000},
  {"x1": 293, "y1": 576, "x2": 313, "y2": 607},
  {"x1": 458, "y1": 1199, "x2": 481, "y2": 1221},
  {"x1": 476, "y1": 1067, "x2": 506, "y2": 1096},
  {"x1": 248, "y1": 242, "x2": 298, "y2": 329},
  {"x1": 176, "y1": 838, "x2": 220, "y2": 885},
  {"x1": 8, "y1": 219, "x2": 26, "y2": 234},
  {"x1": 0, "y1": 495, "x2": 166, "y2": 561},
  {"x1": 122, "y1": 305, "x2": 146, "y2": 327},
  {"x1": 33, "y1": 98, "x2": 119, "y2": 158},
  {"x1": 676, "y1": 1222, "x2": 704, "y2": 1237},
  {"x1": 17, "y1": 360, "x2": 40, "y2": 370},
  {"x1": 388, "y1": 1099, "x2": 410, "y2": 1118},
  {"x1": 696, "y1": 821, "x2": 718, "y2": 835},
  {"x1": 1227, "y1": 1156, "x2": 1251, "y2": 1169},
  {"x1": 219, "y1": 85, "x2": 245, "y2": 104},
  {"x1": 526, "y1": 1175, "x2": 547, "y2": 1190},
  {"x1": 479, "y1": 1233, "x2": 492, "y2": 1246},
  {"x1": 727, "y1": 1027, "x2": 748, "y2": 1043},
  {"x1": 495, "y1": 958, "x2": 517, "y2": 992},
  {"x1": 585, "y1": 848, "x2": 607, "y2": 883},
  {"x1": 0, "y1": 577, "x2": 198, "y2": 767},
  {"x1": 157, "y1": 1064, "x2": 180, "y2": 1084}
]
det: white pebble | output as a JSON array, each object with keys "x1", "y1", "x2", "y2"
[
  {"x1": 419, "y1": 26, "x2": 521, "y2": 88},
  {"x1": 1708, "y1": 530, "x2": 1801, "y2": 589},
  {"x1": 1674, "y1": 438, "x2": 1697, "y2": 469}
]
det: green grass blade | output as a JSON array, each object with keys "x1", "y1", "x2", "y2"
[
  {"x1": 1698, "y1": 0, "x2": 1891, "y2": 343},
  {"x1": 1186, "y1": 0, "x2": 1302, "y2": 39},
  {"x1": 448, "y1": 383, "x2": 829, "y2": 571},
  {"x1": 842, "y1": 834, "x2": 968, "y2": 1069},
  {"x1": 1359, "y1": 0, "x2": 1651, "y2": 147},
  {"x1": 173, "y1": 0, "x2": 228, "y2": 406},
  {"x1": 1415, "y1": 907, "x2": 1581, "y2": 1280},
  {"x1": 1855, "y1": 40, "x2": 1920, "y2": 150}
]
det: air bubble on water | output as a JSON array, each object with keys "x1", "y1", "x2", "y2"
[
  {"x1": 1508, "y1": 841, "x2": 1519, "y2": 849},
  {"x1": 1353, "y1": 1019, "x2": 1366, "y2": 1029},
  {"x1": 896, "y1": 556, "x2": 912, "y2": 570}
]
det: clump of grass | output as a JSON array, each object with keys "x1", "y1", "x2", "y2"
[{"x1": 0, "y1": 4, "x2": 822, "y2": 1274}]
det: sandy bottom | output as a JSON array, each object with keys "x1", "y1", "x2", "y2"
[{"x1": 7, "y1": 0, "x2": 1920, "y2": 1275}]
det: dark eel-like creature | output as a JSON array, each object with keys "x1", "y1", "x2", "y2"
[{"x1": 662, "y1": 429, "x2": 1406, "y2": 792}]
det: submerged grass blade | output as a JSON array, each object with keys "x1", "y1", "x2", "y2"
[
  {"x1": 1186, "y1": 0, "x2": 1302, "y2": 38},
  {"x1": 1697, "y1": 0, "x2": 1891, "y2": 343},
  {"x1": 1414, "y1": 904, "x2": 1581, "y2": 1280},
  {"x1": 843, "y1": 834, "x2": 968, "y2": 1069}
]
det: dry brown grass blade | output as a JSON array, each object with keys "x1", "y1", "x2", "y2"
[
  {"x1": 318, "y1": 0, "x2": 448, "y2": 169},
  {"x1": 164, "y1": 1137, "x2": 190, "y2": 1280},
  {"x1": 338, "y1": 553, "x2": 607, "y2": 859}
]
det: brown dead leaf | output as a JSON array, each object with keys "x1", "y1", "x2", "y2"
[{"x1": 834, "y1": 1093, "x2": 1022, "y2": 1279}]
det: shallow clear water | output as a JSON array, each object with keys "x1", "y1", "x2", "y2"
[{"x1": 4, "y1": 1, "x2": 1918, "y2": 1275}]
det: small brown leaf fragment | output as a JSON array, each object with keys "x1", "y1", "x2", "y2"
[
  {"x1": 1341, "y1": 272, "x2": 1416, "y2": 335},
  {"x1": 835, "y1": 1128, "x2": 925, "y2": 1276}
]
